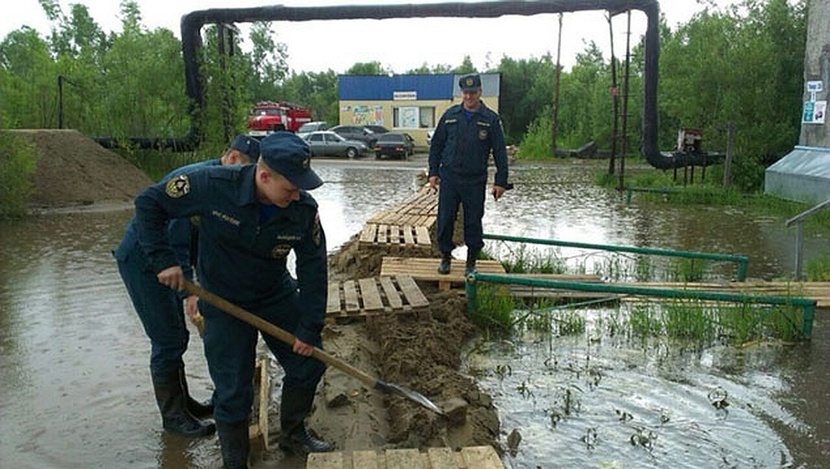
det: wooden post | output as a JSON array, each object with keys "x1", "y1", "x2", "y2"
[{"x1": 723, "y1": 121, "x2": 735, "y2": 188}]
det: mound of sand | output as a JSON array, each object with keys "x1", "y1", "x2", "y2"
[{"x1": 12, "y1": 129, "x2": 153, "y2": 208}]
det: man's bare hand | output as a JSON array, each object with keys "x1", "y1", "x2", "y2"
[
  {"x1": 492, "y1": 185, "x2": 506, "y2": 201},
  {"x1": 185, "y1": 295, "x2": 200, "y2": 321},
  {"x1": 157, "y1": 266, "x2": 185, "y2": 291},
  {"x1": 292, "y1": 338, "x2": 314, "y2": 356},
  {"x1": 428, "y1": 176, "x2": 440, "y2": 193}
]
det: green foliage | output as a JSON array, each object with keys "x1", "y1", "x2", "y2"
[
  {"x1": 470, "y1": 284, "x2": 515, "y2": 333},
  {"x1": 806, "y1": 255, "x2": 830, "y2": 281},
  {"x1": 0, "y1": 128, "x2": 38, "y2": 217},
  {"x1": 0, "y1": 0, "x2": 810, "y2": 178}
]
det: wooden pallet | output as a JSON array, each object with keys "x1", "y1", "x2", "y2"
[
  {"x1": 380, "y1": 256, "x2": 507, "y2": 291},
  {"x1": 620, "y1": 281, "x2": 830, "y2": 308},
  {"x1": 366, "y1": 187, "x2": 438, "y2": 229},
  {"x1": 326, "y1": 275, "x2": 430, "y2": 321},
  {"x1": 307, "y1": 446, "x2": 503, "y2": 469},
  {"x1": 359, "y1": 223, "x2": 432, "y2": 249},
  {"x1": 248, "y1": 356, "x2": 270, "y2": 449}
]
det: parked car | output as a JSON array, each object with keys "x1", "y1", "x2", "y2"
[
  {"x1": 329, "y1": 125, "x2": 377, "y2": 147},
  {"x1": 363, "y1": 124, "x2": 390, "y2": 135},
  {"x1": 302, "y1": 131, "x2": 367, "y2": 158},
  {"x1": 373, "y1": 132, "x2": 415, "y2": 160},
  {"x1": 297, "y1": 121, "x2": 328, "y2": 139}
]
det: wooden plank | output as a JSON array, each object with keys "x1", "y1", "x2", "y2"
[
  {"x1": 460, "y1": 446, "x2": 502, "y2": 469},
  {"x1": 379, "y1": 276, "x2": 403, "y2": 308},
  {"x1": 378, "y1": 224, "x2": 388, "y2": 244},
  {"x1": 257, "y1": 357, "x2": 269, "y2": 450},
  {"x1": 416, "y1": 226, "x2": 431, "y2": 246},
  {"x1": 307, "y1": 452, "x2": 345, "y2": 468},
  {"x1": 380, "y1": 257, "x2": 506, "y2": 286},
  {"x1": 403, "y1": 226, "x2": 415, "y2": 246},
  {"x1": 385, "y1": 448, "x2": 424, "y2": 469},
  {"x1": 352, "y1": 450, "x2": 381, "y2": 469},
  {"x1": 426, "y1": 447, "x2": 456, "y2": 468},
  {"x1": 359, "y1": 277, "x2": 384, "y2": 311},
  {"x1": 359, "y1": 224, "x2": 377, "y2": 243},
  {"x1": 397, "y1": 275, "x2": 429, "y2": 307},
  {"x1": 343, "y1": 280, "x2": 360, "y2": 312},
  {"x1": 327, "y1": 281, "x2": 342, "y2": 315}
]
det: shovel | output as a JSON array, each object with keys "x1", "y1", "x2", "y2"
[{"x1": 183, "y1": 280, "x2": 444, "y2": 416}]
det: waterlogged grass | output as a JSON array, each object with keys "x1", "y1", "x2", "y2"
[
  {"x1": 470, "y1": 284, "x2": 516, "y2": 333},
  {"x1": 486, "y1": 243, "x2": 567, "y2": 274}
]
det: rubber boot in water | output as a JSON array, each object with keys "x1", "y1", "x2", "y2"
[
  {"x1": 216, "y1": 419, "x2": 250, "y2": 469},
  {"x1": 177, "y1": 367, "x2": 214, "y2": 419},
  {"x1": 151, "y1": 368, "x2": 215, "y2": 438}
]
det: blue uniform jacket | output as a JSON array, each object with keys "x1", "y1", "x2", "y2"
[
  {"x1": 428, "y1": 102, "x2": 509, "y2": 186},
  {"x1": 114, "y1": 159, "x2": 221, "y2": 299},
  {"x1": 133, "y1": 164, "x2": 328, "y2": 345}
]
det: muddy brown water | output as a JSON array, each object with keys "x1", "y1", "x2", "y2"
[{"x1": 1, "y1": 158, "x2": 828, "y2": 467}]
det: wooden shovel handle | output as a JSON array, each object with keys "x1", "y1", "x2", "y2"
[{"x1": 183, "y1": 280, "x2": 379, "y2": 389}]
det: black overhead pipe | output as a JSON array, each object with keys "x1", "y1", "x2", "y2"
[{"x1": 177, "y1": 1, "x2": 708, "y2": 168}]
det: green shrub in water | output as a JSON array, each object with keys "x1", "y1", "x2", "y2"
[{"x1": 0, "y1": 130, "x2": 38, "y2": 217}]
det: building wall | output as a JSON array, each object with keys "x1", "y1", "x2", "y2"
[{"x1": 338, "y1": 73, "x2": 501, "y2": 146}]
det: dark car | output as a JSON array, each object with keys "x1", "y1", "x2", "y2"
[
  {"x1": 373, "y1": 132, "x2": 415, "y2": 160},
  {"x1": 363, "y1": 124, "x2": 390, "y2": 135},
  {"x1": 302, "y1": 131, "x2": 368, "y2": 158},
  {"x1": 329, "y1": 125, "x2": 377, "y2": 147}
]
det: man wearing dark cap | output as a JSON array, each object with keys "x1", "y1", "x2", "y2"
[
  {"x1": 428, "y1": 73, "x2": 509, "y2": 275},
  {"x1": 114, "y1": 134, "x2": 259, "y2": 438},
  {"x1": 133, "y1": 131, "x2": 333, "y2": 468}
]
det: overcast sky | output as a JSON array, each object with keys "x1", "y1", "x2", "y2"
[{"x1": 0, "y1": 0, "x2": 736, "y2": 73}]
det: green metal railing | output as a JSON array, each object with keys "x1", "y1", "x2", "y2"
[
  {"x1": 482, "y1": 233, "x2": 750, "y2": 281},
  {"x1": 465, "y1": 273, "x2": 817, "y2": 338}
]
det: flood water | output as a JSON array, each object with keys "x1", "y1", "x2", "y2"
[{"x1": 1, "y1": 157, "x2": 828, "y2": 468}]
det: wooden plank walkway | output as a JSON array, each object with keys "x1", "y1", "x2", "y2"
[
  {"x1": 620, "y1": 281, "x2": 830, "y2": 308},
  {"x1": 380, "y1": 256, "x2": 507, "y2": 291},
  {"x1": 307, "y1": 445, "x2": 503, "y2": 469},
  {"x1": 366, "y1": 187, "x2": 438, "y2": 229},
  {"x1": 326, "y1": 275, "x2": 430, "y2": 321},
  {"x1": 359, "y1": 223, "x2": 432, "y2": 250}
]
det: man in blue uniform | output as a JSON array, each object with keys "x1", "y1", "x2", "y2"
[
  {"x1": 428, "y1": 73, "x2": 509, "y2": 275},
  {"x1": 133, "y1": 131, "x2": 333, "y2": 468},
  {"x1": 114, "y1": 134, "x2": 259, "y2": 438}
]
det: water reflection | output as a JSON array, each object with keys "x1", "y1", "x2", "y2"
[{"x1": 0, "y1": 159, "x2": 826, "y2": 467}]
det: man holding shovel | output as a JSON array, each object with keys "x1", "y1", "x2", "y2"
[
  {"x1": 114, "y1": 134, "x2": 259, "y2": 438},
  {"x1": 134, "y1": 131, "x2": 333, "y2": 468}
]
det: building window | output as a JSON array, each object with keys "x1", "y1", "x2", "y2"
[{"x1": 393, "y1": 106, "x2": 435, "y2": 129}]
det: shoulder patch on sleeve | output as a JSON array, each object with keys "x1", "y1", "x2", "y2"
[{"x1": 165, "y1": 174, "x2": 191, "y2": 198}]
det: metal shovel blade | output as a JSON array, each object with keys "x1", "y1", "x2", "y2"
[{"x1": 375, "y1": 380, "x2": 444, "y2": 415}]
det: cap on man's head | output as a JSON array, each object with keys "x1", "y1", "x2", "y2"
[
  {"x1": 459, "y1": 73, "x2": 482, "y2": 92},
  {"x1": 259, "y1": 131, "x2": 323, "y2": 190},
  {"x1": 230, "y1": 134, "x2": 261, "y2": 160}
]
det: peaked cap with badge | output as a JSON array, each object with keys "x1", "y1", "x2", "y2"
[{"x1": 259, "y1": 131, "x2": 323, "y2": 190}]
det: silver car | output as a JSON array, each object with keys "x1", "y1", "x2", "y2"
[{"x1": 301, "y1": 131, "x2": 368, "y2": 158}]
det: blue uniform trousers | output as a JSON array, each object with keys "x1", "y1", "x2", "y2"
[
  {"x1": 116, "y1": 249, "x2": 189, "y2": 374},
  {"x1": 436, "y1": 177, "x2": 486, "y2": 254},
  {"x1": 200, "y1": 290, "x2": 326, "y2": 424}
]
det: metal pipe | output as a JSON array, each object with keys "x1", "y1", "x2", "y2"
[
  {"x1": 467, "y1": 272, "x2": 817, "y2": 337},
  {"x1": 482, "y1": 233, "x2": 750, "y2": 280}
]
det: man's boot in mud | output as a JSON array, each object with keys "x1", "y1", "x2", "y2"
[
  {"x1": 465, "y1": 249, "x2": 480, "y2": 276},
  {"x1": 437, "y1": 252, "x2": 452, "y2": 275},
  {"x1": 278, "y1": 388, "x2": 335, "y2": 454},
  {"x1": 177, "y1": 367, "x2": 214, "y2": 419},
  {"x1": 216, "y1": 418, "x2": 250, "y2": 469},
  {"x1": 151, "y1": 368, "x2": 215, "y2": 438}
]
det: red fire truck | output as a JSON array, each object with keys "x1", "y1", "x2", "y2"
[{"x1": 247, "y1": 101, "x2": 313, "y2": 136}]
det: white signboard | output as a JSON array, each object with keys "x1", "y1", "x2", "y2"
[
  {"x1": 393, "y1": 91, "x2": 417, "y2": 100},
  {"x1": 802, "y1": 100, "x2": 827, "y2": 124}
]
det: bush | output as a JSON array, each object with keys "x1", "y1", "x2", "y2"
[{"x1": 0, "y1": 130, "x2": 38, "y2": 217}]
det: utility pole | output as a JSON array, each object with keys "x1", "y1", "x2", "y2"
[{"x1": 551, "y1": 12, "x2": 563, "y2": 156}]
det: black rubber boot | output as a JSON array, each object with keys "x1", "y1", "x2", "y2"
[
  {"x1": 465, "y1": 249, "x2": 480, "y2": 275},
  {"x1": 216, "y1": 419, "x2": 250, "y2": 469},
  {"x1": 177, "y1": 367, "x2": 214, "y2": 419},
  {"x1": 437, "y1": 252, "x2": 452, "y2": 275},
  {"x1": 278, "y1": 388, "x2": 334, "y2": 455},
  {"x1": 151, "y1": 369, "x2": 215, "y2": 438}
]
